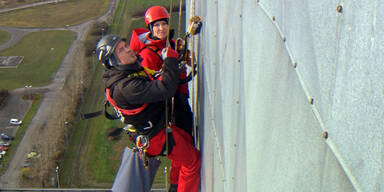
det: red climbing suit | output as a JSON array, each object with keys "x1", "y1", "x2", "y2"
[
  {"x1": 147, "y1": 125, "x2": 201, "y2": 192},
  {"x1": 130, "y1": 28, "x2": 189, "y2": 96},
  {"x1": 130, "y1": 28, "x2": 194, "y2": 188}
]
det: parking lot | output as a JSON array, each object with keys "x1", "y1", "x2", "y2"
[
  {"x1": 0, "y1": 89, "x2": 30, "y2": 131},
  {"x1": 0, "y1": 89, "x2": 31, "y2": 160}
]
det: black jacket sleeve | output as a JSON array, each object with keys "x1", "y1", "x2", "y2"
[{"x1": 116, "y1": 57, "x2": 181, "y2": 104}]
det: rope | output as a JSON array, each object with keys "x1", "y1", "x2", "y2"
[
  {"x1": 191, "y1": 0, "x2": 195, "y2": 17},
  {"x1": 178, "y1": 0, "x2": 183, "y2": 37},
  {"x1": 194, "y1": 31, "x2": 200, "y2": 149},
  {"x1": 165, "y1": 1, "x2": 174, "y2": 191},
  {"x1": 166, "y1": 0, "x2": 174, "y2": 48},
  {"x1": 189, "y1": 0, "x2": 200, "y2": 148}
]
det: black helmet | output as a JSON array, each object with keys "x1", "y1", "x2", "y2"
[{"x1": 96, "y1": 34, "x2": 125, "y2": 68}]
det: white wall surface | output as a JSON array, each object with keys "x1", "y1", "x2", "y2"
[{"x1": 186, "y1": 0, "x2": 384, "y2": 191}]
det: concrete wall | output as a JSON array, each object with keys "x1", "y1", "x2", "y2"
[{"x1": 186, "y1": 0, "x2": 384, "y2": 191}]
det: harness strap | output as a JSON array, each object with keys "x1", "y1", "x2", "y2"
[
  {"x1": 106, "y1": 89, "x2": 148, "y2": 116},
  {"x1": 143, "y1": 68, "x2": 155, "y2": 80},
  {"x1": 138, "y1": 45, "x2": 163, "y2": 62},
  {"x1": 105, "y1": 68, "x2": 157, "y2": 116}
]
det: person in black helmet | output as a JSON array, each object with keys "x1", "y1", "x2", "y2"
[{"x1": 97, "y1": 34, "x2": 201, "y2": 192}]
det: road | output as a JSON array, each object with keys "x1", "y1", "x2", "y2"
[{"x1": 0, "y1": 0, "x2": 119, "y2": 188}]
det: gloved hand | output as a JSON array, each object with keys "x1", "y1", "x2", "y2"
[
  {"x1": 161, "y1": 47, "x2": 179, "y2": 60},
  {"x1": 176, "y1": 38, "x2": 185, "y2": 52}
]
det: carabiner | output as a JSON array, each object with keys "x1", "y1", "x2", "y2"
[
  {"x1": 187, "y1": 16, "x2": 203, "y2": 36},
  {"x1": 136, "y1": 135, "x2": 150, "y2": 150}
]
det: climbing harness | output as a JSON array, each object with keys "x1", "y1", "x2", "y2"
[
  {"x1": 105, "y1": 70, "x2": 157, "y2": 168},
  {"x1": 81, "y1": 68, "x2": 158, "y2": 168},
  {"x1": 80, "y1": 68, "x2": 157, "y2": 120},
  {"x1": 103, "y1": 68, "x2": 155, "y2": 121},
  {"x1": 106, "y1": 88, "x2": 149, "y2": 116}
]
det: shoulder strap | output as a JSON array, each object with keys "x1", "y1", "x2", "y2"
[{"x1": 138, "y1": 45, "x2": 163, "y2": 62}]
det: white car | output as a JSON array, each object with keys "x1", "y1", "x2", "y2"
[
  {"x1": 9, "y1": 118, "x2": 22, "y2": 125},
  {"x1": 0, "y1": 140, "x2": 10, "y2": 146}
]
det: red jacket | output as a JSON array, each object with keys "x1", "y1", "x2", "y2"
[{"x1": 130, "y1": 28, "x2": 189, "y2": 95}]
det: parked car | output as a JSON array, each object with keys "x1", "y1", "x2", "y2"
[
  {"x1": 9, "y1": 118, "x2": 22, "y2": 125},
  {"x1": 23, "y1": 162, "x2": 31, "y2": 168},
  {"x1": 0, "y1": 145, "x2": 8, "y2": 151},
  {"x1": 27, "y1": 151, "x2": 40, "y2": 159},
  {"x1": 0, "y1": 140, "x2": 10, "y2": 147},
  {"x1": 0, "y1": 133, "x2": 14, "y2": 141}
]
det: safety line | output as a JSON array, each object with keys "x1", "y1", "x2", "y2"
[
  {"x1": 195, "y1": 34, "x2": 201, "y2": 150},
  {"x1": 165, "y1": 1, "x2": 175, "y2": 191},
  {"x1": 166, "y1": 0, "x2": 174, "y2": 47},
  {"x1": 208, "y1": 87, "x2": 227, "y2": 180},
  {"x1": 189, "y1": 0, "x2": 200, "y2": 148},
  {"x1": 191, "y1": 36, "x2": 197, "y2": 145},
  {"x1": 256, "y1": 1, "x2": 363, "y2": 191},
  {"x1": 178, "y1": 0, "x2": 183, "y2": 37}
]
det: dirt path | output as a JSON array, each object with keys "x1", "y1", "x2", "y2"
[{"x1": 0, "y1": 0, "x2": 118, "y2": 188}]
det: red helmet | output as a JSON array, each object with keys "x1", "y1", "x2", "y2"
[{"x1": 144, "y1": 6, "x2": 169, "y2": 27}]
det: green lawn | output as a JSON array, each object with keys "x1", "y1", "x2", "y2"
[
  {"x1": 127, "y1": 0, "x2": 176, "y2": 15},
  {"x1": 60, "y1": 0, "x2": 186, "y2": 188},
  {"x1": 0, "y1": 0, "x2": 110, "y2": 28},
  {"x1": 114, "y1": 0, "x2": 183, "y2": 37},
  {"x1": 0, "y1": 30, "x2": 10, "y2": 45},
  {"x1": 0, "y1": 30, "x2": 76, "y2": 91}
]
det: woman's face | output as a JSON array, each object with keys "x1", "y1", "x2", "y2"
[{"x1": 152, "y1": 20, "x2": 168, "y2": 40}]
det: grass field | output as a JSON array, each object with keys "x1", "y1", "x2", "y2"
[
  {"x1": 112, "y1": 0, "x2": 181, "y2": 37},
  {"x1": 0, "y1": 0, "x2": 110, "y2": 28},
  {"x1": 0, "y1": 30, "x2": 76, "y2": 91},
  {"x1": 0, "y1": 30, "x2": 10, "y2": 45},
  {"x1": 60, "y1": 0, "x2": 187, "y2": 188}
]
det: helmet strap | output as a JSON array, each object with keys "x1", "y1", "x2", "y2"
[
  {"x1": 148, "y1": 24, "x2": 153, "y2": 34},
  {"x1": 109, "y1": 53, "x2": 123, "y2": 67}
]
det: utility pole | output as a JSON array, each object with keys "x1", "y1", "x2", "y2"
[
  {"x1": 92, "y1": 50, "x2": 96, "y2": 72},
  {"x1": 55, "y1": 165, "x2": 60, "y2": 188},
  {"x1": 24, "y1": 85, "x2": 32, "y2": 99},
  {"x1": 164, "y1": 167, "x2": 168, "y2": 190}
]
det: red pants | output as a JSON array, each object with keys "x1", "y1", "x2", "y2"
[{"x1": 147, "y1": 125, "x2": 201, "y2": 192}]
